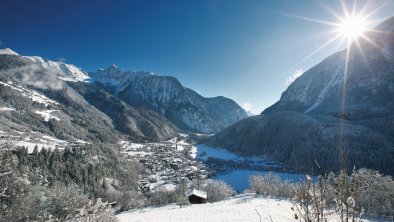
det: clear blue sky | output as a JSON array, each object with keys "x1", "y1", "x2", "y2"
[{"x1": 1, "y1": 0, "x2": 393, "y2": 113}]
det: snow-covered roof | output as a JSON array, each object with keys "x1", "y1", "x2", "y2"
[{"x1": 187, "y1": 189, "x2": 207, "y2": 199}]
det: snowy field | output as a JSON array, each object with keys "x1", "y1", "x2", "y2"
[{"x1": 117, "y1": 194, "x2": 380, "y2": 222}]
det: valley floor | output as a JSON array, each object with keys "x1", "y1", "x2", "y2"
[{"x1": 117, "y1": 194, "x2": 380, "y2": 222}]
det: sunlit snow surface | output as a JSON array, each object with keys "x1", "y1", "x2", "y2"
[
  {"x1": 23, "y1": 55, "x2": 90, "y2": 82},
  {"x1": 34, "y1": 110, "x2": 60, "y2": 121},
  {"x1": 117, "y1": 194, "x2": 378, "y2": 222},
  {"x1": 0, "y1": 107, "x2": 15, "y2": 111}
]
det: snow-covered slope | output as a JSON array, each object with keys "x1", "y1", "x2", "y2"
[
  {"x1": 0, "y1": 48, "x2": 90, "y2": 82},
  {"x1": 23, "y1": 55, "x2": 90, "y2": 82},
  {"x1": 117, "y1": 194, "x2": 379, "y2": 222},
  {"x1": 0, "y1": 80, "x2": 59, "y2": 106}
]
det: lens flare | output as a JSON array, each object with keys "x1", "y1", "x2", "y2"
[{"x1": 336, "y1": 15, "x2": 368, "y2": 41}]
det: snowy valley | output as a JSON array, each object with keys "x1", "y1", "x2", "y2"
[{"x1": 1, "y1": 3, "x2": 394, "y2": 221}]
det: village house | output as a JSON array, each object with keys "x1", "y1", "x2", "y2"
[{"x1": 187, "y1": 189, "x2": 207, "y2": 204}]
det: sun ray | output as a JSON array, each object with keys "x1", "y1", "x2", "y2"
[
  {"x1": 262, "y1": 33, "x2": 343, "y2": 87},
  {"x1": 354, "y1": 39, "x2": 370, "y2": 69},
  {"x1": 364, "y1": 28, "x2": 392, "y2": 34},
  {"x1": 351, "y1": 0, "x2": 357, "y2": 16},
  {"x1": 290, "y1": 33, "x2": 343, "y2": 70},
  {"x1": 269, "y1": 10, "x2": 339, "y2": 27},
  {"x1": 359, "y1": 33, "x2": 384, "y2": 50},
  {"x1": 338, "y1": 38, "x2": 353, "y2": 170},
  {"x1": 362, "y1": 0, "x2": 391, "y2": 20},
  {"x1": 353, "y1": 38, "x2": 375, "y2": 78},
  {"x1": 320, "y1": 4, "x2": 341, "y2": 20},
  {"x1": 340, "y1": 0, "x2": 351, "y2": 18}
]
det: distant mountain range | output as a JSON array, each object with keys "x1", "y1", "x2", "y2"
[
  {"x1": 90, "y1": 65, "x2": 247, "y2": 133},
  {"x1": 204, "y1": 17, "x2": 394, "y2": 175},
  {"x1": 0, "y1": 49, "x2": 247, "y2": 144}
]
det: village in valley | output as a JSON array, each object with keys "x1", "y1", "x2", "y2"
[{"x1": 119, "y1": 136, "x2": 208, "y2": 194}]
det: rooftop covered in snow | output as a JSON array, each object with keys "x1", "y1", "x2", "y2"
[{"x1": 187, "y1": 189, "x2": 207, "y2": 199}]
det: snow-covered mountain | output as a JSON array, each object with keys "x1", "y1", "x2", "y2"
[
  {"x1": 0, "y1": 48, "x2": 19, "y2": 56},
  {"x1": 23, "y1": 56, "x2": 90, "y2": 82},
  {"x1": 90, "y1": 65, "x2": 248, "y2": 133},
  {"x1": 0, "y1": 48, "x2": 246, "y2": 146},
  {"x1": 0, "y1": 48, "x2": 89, "y2": 82},
  {"x1": 0, "y1": 51, "x2": 178, "y2": 143},
  {"x1": 204, "y1": 16, "x2": 394, "y2": 175}
]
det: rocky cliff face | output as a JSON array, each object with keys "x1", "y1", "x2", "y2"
[
  {"x1": 91, "y1": 66, "x2": 247, "y2": 134},
  {"x1": 205, "y1": 17, "x2": 394, "y2": 175}
]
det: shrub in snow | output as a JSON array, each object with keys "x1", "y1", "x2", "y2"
[
  {"x1": 146, "y1": 186, "x2": 178, "y2": 206},
  {"x1": 36, "y1": 184, "x2": 117, "y2": 221},
  {"x1": 143, "y1": 181, "x2": 191, "y2": 208},
  {"x1": 120, "y1": 190, "x2": 148, "y2": 211},
  {"x1": 204, "y1": 180, "x2": 235, "y2": 202},
  {"x1": 1, "y1": 182, "x2": 117, "y2": 221},
  {"x1": 352, "y1": 168, "x2": 394, "y2": 216},
  {"x1": 291, "y1": 175, "x2": 330, "y2": 222},
  {"x1": 249, "y1": 173, "x2": 294, "y2": 197}
]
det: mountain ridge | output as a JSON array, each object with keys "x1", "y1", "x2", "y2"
[
  {"x1": 0, "y1": 50, "x2": 247, "y2": 145},
  {"x1": 90, "y1": 65, "x2": 247, "y2": 133}
]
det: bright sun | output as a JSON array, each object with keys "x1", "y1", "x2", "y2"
[{"x1": 336, "y1": 15, "x2": 368, "y2": 41}]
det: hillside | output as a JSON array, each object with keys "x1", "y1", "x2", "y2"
[{"x1": 204, "y1": 17, "x2": 394, "y2": 175}]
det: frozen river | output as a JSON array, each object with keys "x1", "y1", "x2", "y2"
[
  {"x1": 195, "y1": 144, "x2": 308, "y2": 192},
  {"x1": 213, "y1": 170, "x2": 307, "y2": 192}
]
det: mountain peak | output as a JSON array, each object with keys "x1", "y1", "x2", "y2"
[
  {"x1": 0, "y1": 48, "x2": 19, "y2": 56},
  {"x1": 109, "y1": 64, "x2": 118, "y2": 69},
  {"x1": 99, "y1": 64, "x2": 121, "y2": 74}
]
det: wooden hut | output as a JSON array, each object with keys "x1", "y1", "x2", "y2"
[{"x1": 187, "y1": 189, "x2": 207, "y2": 204}]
